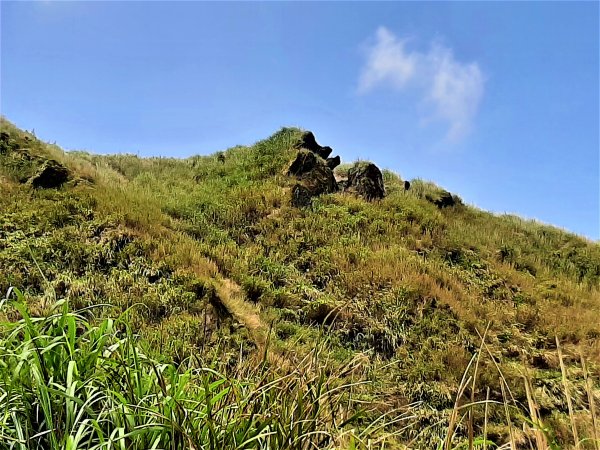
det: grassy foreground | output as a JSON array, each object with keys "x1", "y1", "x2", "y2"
[
  {"x1": 0, "y1": 117, "x2": 599, "y2": 448},
  {"x1": 1, "y1": 288, "x2": 397, "y2": 450},
  {"x1": 2, "y1": 289, "x2": 597, "y2": 450}
]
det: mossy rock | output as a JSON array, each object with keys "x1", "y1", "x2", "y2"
[
  {"x1": 345, "y1": 161, "x2": 385, "y2": 200},
  {"x1": 287, "y1": 149, "x2": 318, "y2": 176},
  {"x1": 426, "y1": 190, "x2": 462, "y2": 208},
  {"x1": 288, "y1": 150, "x2": 338, "y2": 207},
  {"x1": 29, "y1": 160, "x2": 70, "y2": 189}
]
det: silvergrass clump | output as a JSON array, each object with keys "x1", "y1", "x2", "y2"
[{"x1": 430, "y1": 327, "x2": 600, "y2": 450}]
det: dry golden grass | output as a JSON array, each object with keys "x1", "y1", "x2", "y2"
[{"x1": 2, "y1": 116, "x2": 599, "y2": 448}]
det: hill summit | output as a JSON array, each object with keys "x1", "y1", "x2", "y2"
[{"x1": 1, "y1": 117, "x2": 599, "y2": 449}]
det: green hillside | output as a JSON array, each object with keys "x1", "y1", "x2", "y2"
[{"x1": 1, "y1": 117, "x2": 599, "y2": 449}]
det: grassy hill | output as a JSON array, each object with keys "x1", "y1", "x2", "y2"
[{"x1": 1, "y1": 117, "x2": 598, "y2": 449}]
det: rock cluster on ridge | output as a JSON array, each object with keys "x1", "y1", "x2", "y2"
[
  {"x1": 295, "y1": 131, "x2": 334, "y2": 160},
  {"x1": 287, "y1": 131, "x2": 385, "y2": 206}
]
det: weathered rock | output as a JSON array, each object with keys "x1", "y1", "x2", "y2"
[
  {"x1": 29, "y1": 159, "x2": 69, "y2": 189},
  {"x1": 287, "y1": 150, "x2": 318, "y2": 176},
  {"x1": 289, "y1": 158, "x2": 338, "y2": 207},
  {"x1": 287, "y1": 131, "x2": 344, "y2": 206},
  {"x1": 346, "y1": 162, "x2": 385, "y2": 200},
  {"x1": 326, "y1": 155, "x2": 341, "y2": 170},
  {"x1": 426, "y1": 190, "x2": 462, "y2": 208},
  {"x1": 319, "y1": 146, "x2": 333, "y2": 159},
  {"x1": 296, "y1": 131, "x2": 333, "y2": 159},
  {"x1": 436, "y1": 191, "x2": 455, "y2": 208},
  {"x1": 301, "y1": 164, "x2": 338, "y2": 196},
  {"x1": 404, "y1": 180, "x2": 411, "y2": 190}
]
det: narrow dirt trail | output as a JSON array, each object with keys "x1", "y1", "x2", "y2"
[
  {"x1": 214, "y1": 277, "x2": 290, "y2": 369},
  {"x1": 161, "y1": 206, "x2": 290, "y2": 368},
  {"x1": 209, "y1": 200, "x2": 294, "y2": 368},
  {"x1": 214, "y1": 278, "x2": 267, "y2": 347}
]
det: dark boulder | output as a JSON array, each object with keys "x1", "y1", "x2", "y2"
[
  {"x1": 301, "y1": 164, "x2": 337, "y2": 196},
  {"x1": 0, "y1": 132, "x2": 11, "y2": 155},
  {"x1": 326, "y1": 155, "x2": 341, "y2": 170},
  {"x1": 436, "y1": 191, "x2": 455, "y2": 208},
  {"x1": 287, "y1": 131, "x2": 343, "y2": 206},
  {"x1": 29, "y1": 159, "x2": 69, "y2": 189},
  {"x1": 319, "y1": 146, "x2": 333, "y2": 159},
  {"x1": 296, "y1": 131, "x2": 333, "y2": 159},
  {"x1": 289, "y1": 159, "x2": 337, "y2": 207},
  {"x1": 287, "y1": 150, "x2": 318, "y2": 176},
  {"x1": 426, "y1": 190, "x2": 462, "y2": 208},
  {"x1": 346, "y1": 162, "x2": 385, "y2": 200}
]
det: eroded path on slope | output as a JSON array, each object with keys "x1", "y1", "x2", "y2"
[
  {"x1": 214, "y1": 278, "x2": 267, "y2": 348},
  {"x1": 214, "y1": 277, "x2": 290, "y2": 369}
]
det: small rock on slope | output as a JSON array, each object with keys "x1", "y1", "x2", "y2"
[
  {"x1": 345, "y1": 162, "x2": 385, "y2": 200},
  {"x1": 29, "y1": 160, "x2": 70, "y2": 189},
  {"x1": 426, "y1": 190, "x2": 462, "y2": 208}
]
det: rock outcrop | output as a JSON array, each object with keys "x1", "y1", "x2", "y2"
[
  {"x1": 29, "y1": 160, "x2": 70, "y2": 189},
  {"x1": 289, "y1": 158, "x2": 338, "y2": 208},
  {"x1": 344, "y1": 162, "x2": 385, "y2": 200},
  {"x1": 295, "y1": 131, "x2": 333, "y2": 159},
  {"x1": 300, "y1": 164, "x2": 338, "y2": 196},
  {"x1": 287, "y1": 131, "x2": 386, "y2": 205},
  {"x1": 326, "y1": 156, "x2": 340, "y2": 170},
  {"x1": 426, "y1": 190, "x2": 462, "y2": 208},
  {"x1": 288, "y1": 132, "x2": 340, "y2": 207},
  {"x1": 287, "y1": 150, "x2": 317, "y2": 177}
]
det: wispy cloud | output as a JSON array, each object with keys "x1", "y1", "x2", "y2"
[{"x1": 358, "y1": 26, "x2": 484, "y2": 142}]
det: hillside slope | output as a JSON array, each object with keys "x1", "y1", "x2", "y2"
[{"x1": 1, "y1": 117, "x2": 599, "y2": 449}]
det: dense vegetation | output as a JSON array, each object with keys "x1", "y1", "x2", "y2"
[{"x1": 1, "y1": 117, "x2": 598, "y2": 449}]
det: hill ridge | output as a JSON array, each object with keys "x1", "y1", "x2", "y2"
[{"x1": 1, "y1": 117, "x2": 599, "y2": 449}]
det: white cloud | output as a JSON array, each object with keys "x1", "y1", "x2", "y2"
[
  {"x1": 358, "y1": 27, "x2": 417, "y2": 93},
  {"x1": 358, "y1": 27, "x2": 484, "y2": 141}
]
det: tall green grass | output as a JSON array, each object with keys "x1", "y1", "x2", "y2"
[
  {"x1": 2, "y1": 117, "x2": 599, "y2": 449},
  {"x1": 0, "y1": 288, "x2": 405, "y2": 450},
  {"x1": 1, "y1": 287, "x2": 597, "y2": 449}
]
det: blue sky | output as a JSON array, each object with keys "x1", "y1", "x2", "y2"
[{"x1": 1, "y1": 2, "x2": 598, "y2": 239}]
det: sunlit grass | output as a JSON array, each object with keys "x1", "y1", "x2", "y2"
[{"x1": 1, "y1": 116, "x2": 599, "y2": 448}]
